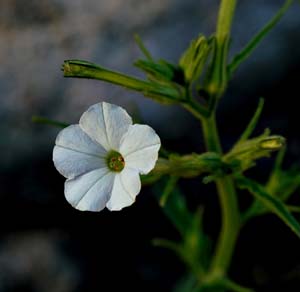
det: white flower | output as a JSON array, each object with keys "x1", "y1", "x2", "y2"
[{"x1": 53, "y1": 102, "x2": 161, "y2": 211}]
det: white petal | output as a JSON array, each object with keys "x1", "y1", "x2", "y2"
[
  {"x1": 79, "y1": 102, "x2": 132, "y2": 151},
  {"x1": 53, "y1": 125, "x2": 106, "y2": 179},
  {"x1": 120, "y1": 124, "x2": 161, "y2": 174},
  {"x1": 65, "y1": 168, "x2": 115, "y2": 212},
  {"x1": 106, "y1": 167, "x2": 141, "y2": 211}
]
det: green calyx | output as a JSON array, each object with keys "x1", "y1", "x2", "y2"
[{"x1": 106, "y1": 150, "x2": 125, "y2": 172}]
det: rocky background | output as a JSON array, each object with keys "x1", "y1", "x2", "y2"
[{"x1": 1, "y1": 0, "x2": 300, "y2": 291}]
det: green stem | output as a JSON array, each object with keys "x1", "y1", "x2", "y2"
[
  {"x1": 203, "y1": 2, "x2": 241, "y2": 277},
  {"x1": 213, "y1": 177, "x2": 240, "y2": 274},
  {"x1": 202, "y1": 115, "x2": 240, "y2": 277},
  {"x1": 201, "y1": 115, "x2": 221, "y2": 153}
]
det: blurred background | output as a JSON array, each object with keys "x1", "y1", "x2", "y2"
[{"x1": 1, "y1": 0, "x2": 300, "y2": 291}]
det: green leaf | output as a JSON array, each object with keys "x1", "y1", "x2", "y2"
[
  {"x1": 174, "y1": 273, "x2": 199, "y2": 292},
  {"x1": 236, "y1": 176, "x2": 300, "y2": 238},
  {"x1": 32, "y1": 116, "x2": 69, "y2": 128},
  {"x1": 152, "y1": 238, "x2": 183, "y2": 256},
  {"x1": 287, "y1": 205, "x2": 300, "y2": 213},
  {"x1": 154, "y1": 181, "x2": 192, "y2": 237},
  {"x1": 152, "y1": 236, "x2": 207, "y2": 280},
  {"x1": 219, "y1": 278, "x2": 254, "y2": 292},
  {"x1": 228, "y1": 0, "x2": 294, "y2": 76},
  {"x1": 184, "y1": 208, "x2": 212, "y2": 271},
  {"x1": 159, "y1": 176, "x2": 179, "y2": 207},
  {"x1": 266, "y1": 167, "x2": 300, "y2": 202},
  {"x1": 265, "y1": 148, "x2": 300, "y2": 202},
  {"x1": 135, "y1": 59, "x2": 182, "y2": 85},
  {"x1": 153, "y1": 183, "x2": 212, "y2": 278},
  {"x1": 133, "y1": 34, "x2": 153, "y2": 61},
  {"x1": 154, "y1": 180, "x2": 211, "y2": 267},
  {"x1": 237, "y1": 98, "x2": 265, "y2": 143},
  {"x1": 63, "y1": 60, "x2": 182, "y2": 104},
  {"x1": 273, "y1": 145, "x2": 286, "y2": 172},
  {"x1": 242, "y1": 148, "x2": 300, "y2": 221},
  {"x1": 140, "y1": 172, "x2": 163, "y2": 185}
]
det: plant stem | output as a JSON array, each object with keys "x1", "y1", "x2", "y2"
[
  {"x1": 201, "y1": 0, "x2": 240, "y2": 277},
  {"x1": 201, "y1": 115, "x2": 240, "y2": 277},
  {"x1": 201, "y1": 115, "x2": 221, "y2": 153}
]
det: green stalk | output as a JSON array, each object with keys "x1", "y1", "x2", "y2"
[
  {"x1": 201, "y1": 115, "x2": 221, "y2": 153},
  {"x1": 201, "y1": 116, "x2": 240, "y2": 277}
]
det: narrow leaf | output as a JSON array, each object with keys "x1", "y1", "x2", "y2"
[
  {"x1": 273, "y1": 146, "x2": 286, "y2": 171},
  {"x1": 154, "y1": 181, "x2": 192, "y2": 237},
  {"x1": 152, "y1": 238, "x2": 182, "y2": 255},
  {"x1": 159, "y1": 176, "x2": 179, "y2": 207},
  {"x1": 220, "y1": 278, "x2": 254, "y2": 292},
  {"x1": 287, "y1": 205, "x2": 300, "y2": 213},
  {"x1": 228, "y1": 0, "x2": 294, "y2": 76},
  {"x1": 134, "y1": 59, "x2": 175, "y2": 82},
  {"x1": 32, "y1": 116, "x2": 68, "y2": 128},
  {"x1": 236, "y1": 176, "x2": 300, "y2": 238},
  {"x1": 174, "y1": 274, "x2": 199, "y2": 292},
  {"x1": 134, "y1": 34, "x2": 153, "y2": 61},
  {"x1": 238, "y1": 98, "x2": 265, "y2": 142},
  {"x1": 265, "y1": 147, "x2": 300, "y2": 201}
]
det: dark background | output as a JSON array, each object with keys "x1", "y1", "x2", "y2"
[{"x1": 1, "y1": 0, "x2": 300, "y2": 291}]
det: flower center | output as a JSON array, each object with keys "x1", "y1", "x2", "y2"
[{"x1": 106, "y1": 150, "x2": 125, "y2": 172}]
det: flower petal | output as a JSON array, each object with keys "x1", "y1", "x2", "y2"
[
  {"x1": 53, "y1": 125, "x2": 106, "y2": 179},
  {"x1": 120, "y1": 124, "x2": 161, "y2": 174},
  {"x1": 65, "y1": 168, "x2": 115, "y2": 211},
  {"x1": 79, "y1": 102, "x2": 132, "y2": 151},
  {"x1": 106, "y1": 167, "x2": 141, "y2": 211}
]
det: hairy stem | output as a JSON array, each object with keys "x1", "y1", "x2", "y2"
[
  {"x1": 201, "y1": 116, "x2": 240, "y2": 277},
  {"x1": 199, "y1": 0, "x2": 241, "y2": 280}
]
